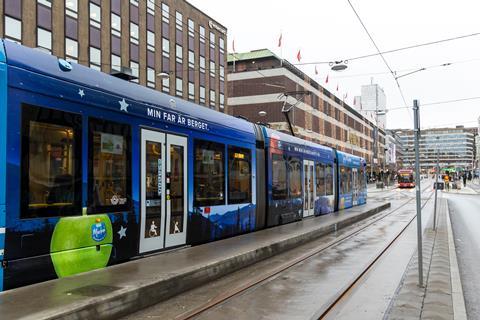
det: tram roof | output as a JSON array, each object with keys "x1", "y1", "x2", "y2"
[
  {"x1": 264, "y1": 127, "x2": 333, "y2": 152},
  {"x1": 1, "y1": 40, "x2": 255, "y2": 138}
]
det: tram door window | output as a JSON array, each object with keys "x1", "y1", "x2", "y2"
[
  {"x1": 21, "y1": 105, "x2": 82, "y2": 219},
  {"x1": 140, "y1": 129, "x2": 187, "y2": 253},
  {"x1": 316, "y1": 163, "x2": 325, "y2": 196},
  {"x1": 352, "y1": 168, "x2": 359, "y2": 203},
  {"x1": 288, "y1": 157, "x2": 302, "y2": 198},
  {"x1": 302, "y1": 160, "x2": 315, "y2": 217}
]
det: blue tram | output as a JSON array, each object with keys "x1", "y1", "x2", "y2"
[{"x1": 0, "y1": 40, "x2": 366, "y2": 291}]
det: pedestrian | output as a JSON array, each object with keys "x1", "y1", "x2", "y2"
[
  {"x1": 444, "y1": 174, "x2": 450, "y2": 191},
  {"x1": 468, "y1": 171, "x2": 472, "y2": 181},
  {"x1": 463, "y1": 173, "x2": 467, "y2": 187}
]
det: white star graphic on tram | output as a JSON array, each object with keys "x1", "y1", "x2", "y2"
[
  {"x1": 119, "y1": 98, "x2": 129, "y2": 112},
  {"x1": 118, "y1": 225, "x2": 127, "y2": 239},
  {"x1": 78, "y1": 89, "x2": 85, "y2": 98}
]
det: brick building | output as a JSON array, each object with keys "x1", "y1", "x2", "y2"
[
  {"x1": 228, "y1": 49, "x2": 386, "y2": 172},
  {"x1": 0, "y1": 0, "x2": 227, "y2": 111}
]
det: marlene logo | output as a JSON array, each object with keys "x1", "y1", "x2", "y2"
[{"x1": 92, "y1": 222, "x2": 107, "y2": 242}]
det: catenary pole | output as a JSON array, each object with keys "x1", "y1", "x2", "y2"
[
  {"x1": 433, "y1": 137, "x2": 439, "y2": 230},
  {"x1": 413, "y1": 99, "x2": 423, "y2": 286}
]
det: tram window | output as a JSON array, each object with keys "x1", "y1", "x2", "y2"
[
  {"x1": 194, "y1": 140, "x2": 225, "y2": 206},
  {"x1": 88, "y1": 118, "x2": 131, "y2": 212},
  {"x1": 272, "y1": 154, "x2": 287, "y2": 200},
  {"x1": 21, "y1": 105, "x2": 82, "y2": 218},
  {"x1": 325, "y1": 164, "x2": 334, "y2": 196},
  {"x1": 288, "y1": 157, "x2": 302, "y2": 198},
  {"x1": 345, "y1": 167, "x2": 352, "y2": 193},
  {"x1": 316, "y1": 163, "x2": 325, "y2": 196},
  {"x1": 340, "y1": 166, "x2": 345, "y2": 194},
  {"x1": 228, "y1": 146, "x2": 252, "y2": 204}
]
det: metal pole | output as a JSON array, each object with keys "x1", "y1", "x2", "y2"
[
  {"x1": 433, "y1": 141, "x2": 439, "y2": 230},
  {"x1": 413, "y1": 99, "x2": 423, "y2": 286}
]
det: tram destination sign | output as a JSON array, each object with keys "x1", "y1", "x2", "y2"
[{"x1": 147, "y1": 107, "x2": 209, "y2": 131}]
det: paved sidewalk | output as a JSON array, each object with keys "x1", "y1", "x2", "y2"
[{"x1": 385, "y1": 199, "x2": 467, "y2": 320}]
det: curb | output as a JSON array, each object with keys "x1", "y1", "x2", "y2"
[
  {"x1": 13, "y1": 203, "x2": 391, "y2": 320},
  {"x1": 446, "y1": 201, "x2": 467, "y2": 320}
]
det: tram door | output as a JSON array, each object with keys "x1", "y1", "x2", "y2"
[
  {"x1": 139, "y1": 129, "x2": 187, "y2": 253},
  {"x1": 303, "y1": 160, "x2": 315, "y2": 217},
  {"x1": 352, "y1": 168, "x2": 359, "y2": 205}
]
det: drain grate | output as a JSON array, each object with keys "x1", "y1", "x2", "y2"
[{"x1": 66, "y1": 284, "x2": 122, "y2": 297}]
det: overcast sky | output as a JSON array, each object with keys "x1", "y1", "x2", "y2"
[{"x1": 189, "y1": 0, "x2": 480, "y2": 130}]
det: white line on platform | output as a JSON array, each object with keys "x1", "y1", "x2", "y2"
[{"x1": 447, "y1": 201, "x2": 467, "y2": 320}]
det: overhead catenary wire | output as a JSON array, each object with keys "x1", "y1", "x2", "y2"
[{"x1": 345, "y1": 0, "x2": 412, "y2": 121}]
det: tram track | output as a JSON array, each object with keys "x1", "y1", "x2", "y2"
[{"x1": 173, "y1": 185, "x2": 434, "y2": 320}]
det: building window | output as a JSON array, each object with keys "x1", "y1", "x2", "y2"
[
  {"x1": 111, "y1": 13, "x2": 121, "y2": 37},
  {"x1": 147, "y1": 30, "x2": 155, "y2": 51},
  {"x1": 209, "y1": 31, "x2": 215, "y2": 48},
  {"x1": 188, "y1": 82, "x2": 194, "y2": 101},
  {"x1": 147, "y1": 0, "x2": 155, "y2": 15},
  {"x1": 175, "y1": 11, "x2": 182, "y2": 30},
  {"x1": 21, "y1": 104, "x2": 82, "y2": 219},
  {"x1": 65, "y1": 38, "x2": 78, "y2": 62},
  {"x1": 147, "y1": 67, "x2": 155, "y2": 88},
  {"x1": 199, "y1": 56, "x2": 206, "y2": 73},
  {"x1": 162, "y1": 3, "x2": 169, "y2": 23},
  {"x1": 194, "y1": 140, "x2": 225, "y2": 207},
  {"x1": 65, "y1": 0, "x2": 78, "y2": 18},
  {"x1": 130, "y1": 22, "x2": 139, "y2": 45},
  {"x1": 89, "y1": 2, "x2": 101, "y2": 28},
  {"x1": 228, "y1": 147, "x2": 252, "y2": 204},
  {"x1": 188, "y1": 50, "x2": 195, "y2": 68},
  {"x1": 199, "y1": 25, "x2": 205, "y2": 43},
  {"x1": 219, "y1": 37, "x2": 225, "y2": 53},
  {"x1": 4, "y1": 16, "x2": 22, "y2": 42},
  {"x1": 37, "y1": 28, "x2": 52, "y2": 53},
  {"x1": 175, "y1": 44, "x2": 183, "y2": 63},
  {"x1": 220, "y1": 93, "x2": 225, "y2": 109},
  {"x1": 88, "y1": 118, "x2": 131, "y2": 213},
  {"x1": 37, "y1": 0, "x2": 51, "y2": 7},
  {"x1": 130, "y1": 61, "x2": 139, "y2": 83},
  {"x1": 188, "y1": 19, "x2": 194, "y2": 37},
  {"x1": 162, "y1": 77, "x2": 170, "y2": 93},
  {"x1": 162, "y1": 38, "x2": 170, "y2": 57},
  {"x1": 210, "y1": 61, "x2": 216, "y2": 77},
  {"x1": 111, "y1": 54, "x2": 121, "y2": 72},
  {"x1": 89, "y1": 47, "x2": 101, "y2": 70},
  {"x1": 210, "y1": 90, "x2": 216, "y2": 107},
  {"x1": 200, "y1": 86, "x2": 205, "y2": 104},
  {"x1": 176, "y1": 77, "x2": 183, "y2": 96},
  {"x1": 219, "y1": 65, "x2": 224, "y2": 80}
]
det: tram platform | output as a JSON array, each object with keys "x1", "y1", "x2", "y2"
[{"x1": 0, "y1": 202, "x2": 390, "y2": 320}]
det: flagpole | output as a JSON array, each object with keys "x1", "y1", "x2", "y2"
[{"x1": 280, "y1": 30, "x2": 283, "y2": 67}]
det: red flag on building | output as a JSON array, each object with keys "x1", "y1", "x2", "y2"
[
  {"x1": 353, "y1": 97, "x2": 356, "y2": 105},
  {"x1": 344, "y1": 92, "x2": 348, "y2": 99},
  {"x1": 315, "y1": 65, "x2": 318, "y2": 75},
  {"x1": 278, "y1": 33, "x2": 282, "y2": 47},
  {"x1": 336, "y1": 84, "x2": 339, "y2": 92},
  {"x1": 232, "y1": 39, "x2": 236, "y2": 53},
  {"x1": 296, "y1": 49, "x2": 301, "y2": 62},
  {"x1": 325, "y1": 74, "x2": 329, "y2": 84}
]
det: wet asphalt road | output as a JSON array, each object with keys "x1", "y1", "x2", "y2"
[{"x1": 446, "y1": 191, "x2": 480, "y2": 320}]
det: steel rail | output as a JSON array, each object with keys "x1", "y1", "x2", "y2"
[
  {"x1": 174, "y1": 185, "x2": 433, "y2": 320},
  {"x1": 316, "y1": 188, "x2": 434, "y2": 319}
]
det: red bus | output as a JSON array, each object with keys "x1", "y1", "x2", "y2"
[{"x1": 398, "y1": 169, "x2": 415, "y2": 188}]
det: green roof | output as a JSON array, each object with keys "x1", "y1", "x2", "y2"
[{"x1": 228, "y1": 49, "x2": 278, "y2": 62}]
